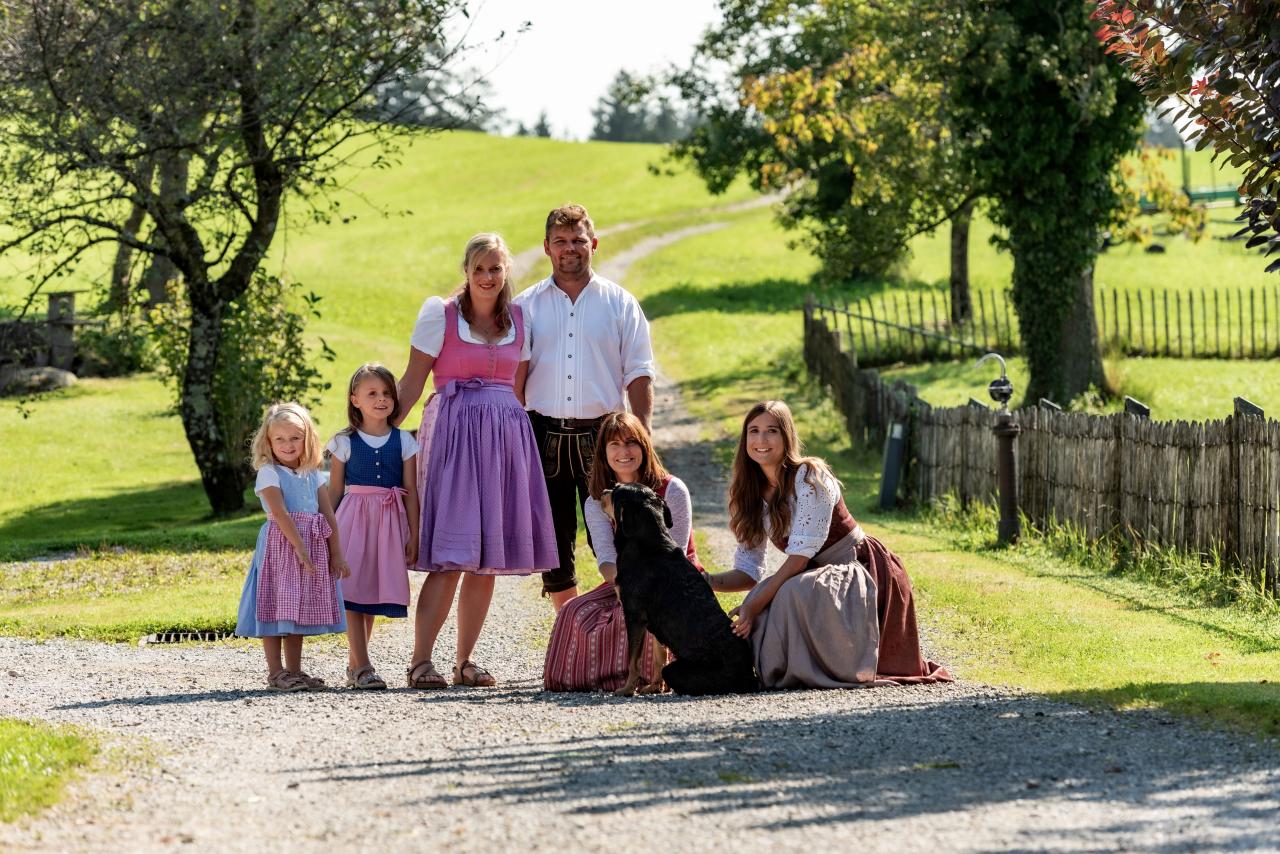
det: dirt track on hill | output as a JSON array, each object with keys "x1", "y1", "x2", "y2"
[{"x1": 2, "y1": 219, "x2": 1277, "y2": 853}]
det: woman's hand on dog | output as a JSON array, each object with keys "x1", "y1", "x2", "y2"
[{"x1": 729, "y1": 601, "x2": 759, "y2": 638}]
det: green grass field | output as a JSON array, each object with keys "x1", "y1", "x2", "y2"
[
  {"x1": 0, "y1": 719, "x2": 95, "y2": 823},
  {"x1": 615, "y1": 208, "x2": 1280, "y2": 738},
  {"x1": 4, "y1": 133, "x2": 1280, "y2": 742}
]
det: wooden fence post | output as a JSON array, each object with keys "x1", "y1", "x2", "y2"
[{"x1": 46, "y1": 292, "x2": 77, "y2": 370}]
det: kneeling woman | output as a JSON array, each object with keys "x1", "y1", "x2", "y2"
[
  {"x1": 543, "y1": 412, "x2": 701, "y2": 692},
  {"x1": 708, "y1": 400, "x2": 952, "y2": 689}
]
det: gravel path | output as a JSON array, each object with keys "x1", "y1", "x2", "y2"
[{"x1": 3, "y1": 220, "x2": 1278, "y2": 852}]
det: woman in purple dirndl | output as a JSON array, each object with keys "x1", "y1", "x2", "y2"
[{"x1": 397, "y1": 233, "x2": 558, "y2": 688}]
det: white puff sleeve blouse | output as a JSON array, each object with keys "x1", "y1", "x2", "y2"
[{"x1": 730, "y1": 463, "x2": 839, "y2": 581}]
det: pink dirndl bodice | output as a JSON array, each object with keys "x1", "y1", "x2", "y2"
[{"x1": 430, "y1": 300, "x2": 523, "y2": 391}]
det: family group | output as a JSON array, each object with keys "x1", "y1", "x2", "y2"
[{"x1": 234, "y1": 204, "x2": 953, "y2": 694}]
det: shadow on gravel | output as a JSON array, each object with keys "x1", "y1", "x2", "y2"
[{"x1": 286, "y1": 696, "x2": 1276, "y2": 849}]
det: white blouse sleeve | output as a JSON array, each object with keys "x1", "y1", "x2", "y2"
[
  {"x1": 584, "y1": 497, "x2": 617, "y2": 566},
  {"x1": 514, "y1": 304, "x2": 533, "y2": 360},
  {"x1": 324, "y1": 434, "x2": 352, "y2": 463},
  {"x1": 785, "y1": 464, "x2": 839, "y2": 558},
  {"x1": 254, "y1": 466, "x2": 281, "y2": 495},
  {"x1": 663, "y1": 477, "x2": 693, "y2": 552},
  {"x1": 398, "y1": 429, "x2": 419, "y2": 460},
  {"x1": 732, "y1": 536, "x2": 767, "y2": 581},
  {"x1": 409, "y1": 296, "x2": 447, "y2": 357}
]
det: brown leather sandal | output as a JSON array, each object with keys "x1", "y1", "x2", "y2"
[
  {"x1": 267, "y1": 670, "x2": 308, "y2": 692},
  {"x1": 292, "y1": 669, "x2": 327, "y2": 691},
  {"x1": 406, "y1": 659, "x2": 448, "y2": 689},
  {"x1": 346, "y1": 665, "x2": 387, "y2": 690},
  {"x1": 453, "y1": 660, "x2": 496, "y2": 687}
]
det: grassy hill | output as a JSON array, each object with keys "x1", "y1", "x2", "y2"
[{"x1": 0, "y1": 131, "x2": 754, "y2": 556}]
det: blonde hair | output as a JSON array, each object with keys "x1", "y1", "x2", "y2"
[
  {"x1": 455, "y1": 232, "x2": 515, "y2": 336},
  {"x1": 728, "y1": 400, "x2": 838, "y2": 549},
  {"x1": 250, "y1": 402, "x2": 323, "y2": 472}
]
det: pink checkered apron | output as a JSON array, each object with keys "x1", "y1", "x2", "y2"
[{"x1": 256, "y1": 511, "x2": 344, "y2": 626}]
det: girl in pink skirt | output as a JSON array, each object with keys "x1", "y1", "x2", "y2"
[
  {"x1": 397, "y1": 233, "x2": 558, "y2": 689},
  {"x1": 325, "y1": 364, "x2": 420, "y2": 690},
  {"x1": 236, "y1": 402, "x2": 350, "y2": 692}
]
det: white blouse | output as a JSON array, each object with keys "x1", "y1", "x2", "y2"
[
  {"x1": 324, "y1": 429, "x2": 419, "y2": 462},
  {"x1": 731, "y1": 464, "x2": 839, "y2": 581},
  {"x1": 409, "y1": 296, "x2": 532, "y2": 359},
  {"x1": 583, "y1": 477, "x2": 693, "y2": 567}
]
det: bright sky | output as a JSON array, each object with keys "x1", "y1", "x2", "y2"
[{"x1": 457, "y1": 0, "x2": 722, "y2": 140}]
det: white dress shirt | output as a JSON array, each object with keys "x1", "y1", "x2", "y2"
[
  {"x1": 513, "y1": 273, "x2": 655, "y2": 419},
  {"x1": 732, "y1": 464, "x2": 840, "y2": 581}
]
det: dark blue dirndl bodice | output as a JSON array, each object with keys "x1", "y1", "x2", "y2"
[{"x1": 345, "y1": 430, "x2": 403, "y2": 488}]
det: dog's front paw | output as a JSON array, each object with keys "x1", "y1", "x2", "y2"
[
  {"x1": 636, "y1": 680, "x2": 666, "y2": 696},
  {"x1": 614, "y1": 682, "x2": 639, "y2": 697}
]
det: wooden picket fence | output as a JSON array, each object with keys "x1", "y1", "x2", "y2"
[
  {"x1": 805, "y1": 296, "x2": 1280, "y2": 598},
  {"x1": 826, "y1": 282, "x2": 1280, "y2": 366}
]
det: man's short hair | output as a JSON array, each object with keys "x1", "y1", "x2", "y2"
[{"x1": 545, "y1": 204, "x2": 596, "y2": 241}]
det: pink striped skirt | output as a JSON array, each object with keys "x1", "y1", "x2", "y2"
[{"x1": 543, "y1": 581, "x2": 659, "y2": 692}]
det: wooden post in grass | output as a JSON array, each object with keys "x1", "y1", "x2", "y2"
[
  {"x1": 1226, "y1": 289, "x2": 1234, "y2": 357},
  {"x1": 1149, "y1": 287, "x2": 1157, "y2": 355},
  {"x1": 46, "y1": 291, "x2": 77, "y2": 370},
  {"x1": 977, "y1": 291, "x2": 989, "y2": 350},
  {"x1": 1125, "y1": 291, "x2": 1134, "y2": 354},
  {"x1": 1136, "y1": 290, "x2": 1145, "y2": 355},
  {"x1": 918, "y1": 293, "x2": 927, "y2": 357},
  {"x1": 1163, "y1": 290, "x2": 1171, "y2": 357},
  {"x1": 1238, "y1": 287, "x2": 1246, "y2": 358},
  {"x1": 1250, "y1": 289, "x2": 1256, "y2": 357},
  {"x1": 1182, "y1": 290, "x2": 1192, "y2": 358},
  {"x1": 1112, "y1": 288, "x2": 1120, "y2": 346},
  {"x1": 1215, "y1": 289, "x2": 1222, "y2": 356},
  {"x1": 1176, "y1": 292, "x2": 1183, "y2": 358}
]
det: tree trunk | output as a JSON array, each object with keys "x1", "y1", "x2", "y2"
[
  {"x1": 179, "y1": 285, "x2": 246, "y2": 514},
  {"x1": 1022, "y1": 265, "x2": 1105, "y2": 404},
  {"x1": 106, "y1": 159, "x2": 156, "y2": 313},
  {"x1": 949, "y1": 198, "x2": 974, "y2": 324},
  {"x1": 141, "y1": 151, "x2": 190, "y2": 306},
  {"x1": 107, "y1": 202, "x2": 149, "y2": 312}
]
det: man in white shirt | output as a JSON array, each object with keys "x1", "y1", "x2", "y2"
[{"x1": 515, "y1": 204, "x2": 656, "y2": 610}]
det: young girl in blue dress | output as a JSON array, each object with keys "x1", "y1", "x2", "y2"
[{"x1": 235, "y1": 402, "x2": 351, "y2": 692}]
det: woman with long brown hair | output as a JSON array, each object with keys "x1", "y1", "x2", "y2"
[
  {"x1": 542, "y1": 411, "x2": 701, "y2": 692},
  {"x1": 707, "y1": 400, "x2": 951, "y2": 688}
]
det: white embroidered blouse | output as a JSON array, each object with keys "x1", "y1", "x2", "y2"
[{"x1": 731, "y1": 463, "x2": 840, "y2": 581}]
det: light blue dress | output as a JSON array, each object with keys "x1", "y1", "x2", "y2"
[{"x1": 235, "y1": 465, "x2": 347, "y2": 637}]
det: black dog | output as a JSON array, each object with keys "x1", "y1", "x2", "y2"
[{"x1": 603, "y1": 483, "x2": 758, "y2": 696}]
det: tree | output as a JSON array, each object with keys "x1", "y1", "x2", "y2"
[
  {"x1": 676, "y1": 0, "x2": 1145, "y2": 403},
  {"x1": 367, "y1": 50, "x2": 505, "y2": 132},
  {"x1": 952, "y1": 0, "x2": 1145, "y2": 403},
  {"x1": 590, "y1": 70, "x2": 695, "y2": 143},
  {"x1": 672, "y1": 1, "x2": 979, "y2": 282},
  {"x1": 0, "y1": 0, "x2": 465, "y2": 513},
  {"x1": 1093, "y1": 1, "x2": 1280, "y2": 269},
  {"x1": 533, "y1": 111, "x2": 553, "y2": 138}
]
